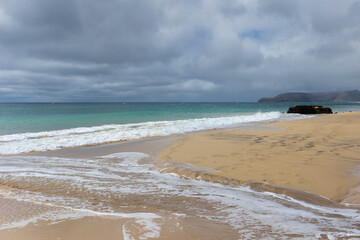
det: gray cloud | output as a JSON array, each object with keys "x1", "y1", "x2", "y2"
[{"x1": 0, "y1": 0, "x2": 359, "y2": 102}]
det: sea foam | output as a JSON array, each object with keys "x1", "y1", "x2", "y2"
[
  {"x1": 0, "y1": 153, "x2": 359, "y2": 239},
  {"x1": 0, "y1": 112, "x2": 306, "y2": 154}
]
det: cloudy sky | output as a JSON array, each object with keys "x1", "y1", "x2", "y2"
[{"x1": 0, "y1": 0, "x2": 359, "y2": 102}]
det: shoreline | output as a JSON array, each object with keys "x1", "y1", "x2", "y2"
[
  {"x1": 1, "y1": 112, "x2": 360, "y2": 239},
  {"x1": 0, "y1": 111, "x2": 305, "y2": 156},
  {"x1": 155, "y1": 161, "x2": 352, "y2": 209},
  {"x1": 21, "y1": 134, "x2": 183, "y2": 159},
  {"x1": 0, "y1": 113, "x2": 302, "y2": 158},
  {"x1": 4, "y1": 112, "x2": 360, "y2": 205},
  {"x1": 159, "y1": 112, "x2": 360, "y2": 205},
  {"x1": 2, "y1": 112, "x2": 360, "y2": 205},
  {"x1": 0, "y1": 134, "x2": 241, "y2": 240}
]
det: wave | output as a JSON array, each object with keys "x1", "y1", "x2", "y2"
[
  {"x1": 0, "y1": 112, "x2": 306, "y2": 154},
  {"x1": 0, "y1": 153, "x2": 359, "y2": 238}
]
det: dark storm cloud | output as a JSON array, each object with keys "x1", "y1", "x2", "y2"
[
  {"x1": 0, "y1": 0, "x2": 359, "y2": 102},
  {"x1": 0, "y1": 0, "x2": 81, "y2": 44}
]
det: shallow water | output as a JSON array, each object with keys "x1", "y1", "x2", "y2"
[
  {"x1": 1, "y1": 101, "x2": 360, "y2": 155},
  {"x1": 0, "y1": 152, "x2": 359, "y2": 239},
  {"x1": 0, "y1": 111, "x2": 298, "y2": 154},
  {"x1": 3, "y1": 102, "x2": 359, "y2": 135}
]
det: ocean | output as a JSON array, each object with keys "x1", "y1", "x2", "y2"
[
  {"x1": 1, "y1": 102, "x2": 359, "y2": 155},
  {"x1": 0, "y1": 102, "x2": 360, "y2": 239}
]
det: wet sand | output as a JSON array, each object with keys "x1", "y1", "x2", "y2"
[
  {"x1": 159, "y1": 112, "x2": 360, "y2": 204},
  {"x1": 0, "y1": 197, "x2": 236, "y2": 240},
  {"x1": 23, "y1": 135, "x2": 183, "y2": 159},
  {"x1": 1, "y1": 113, "x2": 360, "y2": 239},
  {"x1": 0, "y1": 135, "x2": 240, "y2": 240}
]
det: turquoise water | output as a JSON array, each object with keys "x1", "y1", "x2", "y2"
[
  {"x1": 1, "y1": 102, "x2": 359, "y2": 135},
  {"x1": 1, "y1": 104, "x2": 359, "y2": 237}
]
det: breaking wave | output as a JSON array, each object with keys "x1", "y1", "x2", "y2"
[{"x1": 0, "y1": 112, "x2": 306, "y2": 154}]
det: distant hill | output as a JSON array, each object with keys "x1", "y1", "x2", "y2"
[{"x1": 258, "y1": 90, "x2": 360, "y2": 102}]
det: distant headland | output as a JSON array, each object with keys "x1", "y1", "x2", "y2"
[{"x1": 258, "y1": 90, "x2": 360, "y2": 102}]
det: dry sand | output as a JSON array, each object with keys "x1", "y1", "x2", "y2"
[
  {"x1": 159, "y1": 112, "x2": 360, "y2": 203},
  {"x1": 1, "y1": 112, "x2": 360, "y2": 239}
]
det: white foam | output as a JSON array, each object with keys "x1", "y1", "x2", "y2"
[
  {"x1": 122, "y1": 225, "x2": 135, "y2": 240},
  {"x1": 1, "y1": 152, "x2": 358, "y2": 239},
  {"x1": 0, "y1": 207, "x2": 94, "y2": 231},
  {"x1": 121, "y1": 215, "x2": 162, "y2": 240},
  {"x1": 135, "y1": 218, "x2": 162, "y2": 239},
  {"x1": 0, "y1": 112, "x2": 308, "y2": 154}
]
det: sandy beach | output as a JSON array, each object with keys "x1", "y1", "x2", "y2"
[
  {"x1": 159, "y1": 112, "x2": 360, "y2": 204},
  {"x1": 1, "y1": 112, "x2": 360, "y2": 239},
  {"x1": 2, "y1": 0, "x2": 360, "y2": 237},
  {"x1": 0, "y1": 136, "x2": 239, "y2": 240}
]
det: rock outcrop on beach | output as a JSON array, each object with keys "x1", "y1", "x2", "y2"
[
  {"x1": 258, "y1": 90, "x2": 360, "y2": 102},
  {"x1": 287, "y1": 105, "x2": 333, "y2": 114}
]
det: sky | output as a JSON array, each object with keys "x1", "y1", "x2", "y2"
[{"x1": 0, "y1": 0, "x2": 359, "y2": 102}]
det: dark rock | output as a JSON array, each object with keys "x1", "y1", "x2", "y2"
[{"x1": 287, "y1": 105, "x2": 333, "y2": 114}]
